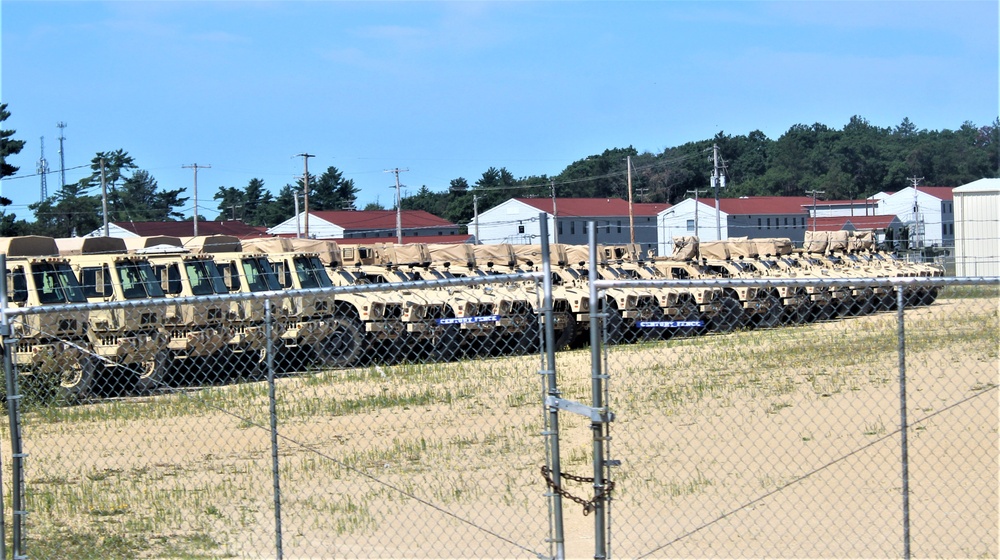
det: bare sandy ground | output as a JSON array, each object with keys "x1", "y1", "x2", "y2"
[{"x1": 2, "y1": 296, "x2": 996, "y2": 559}]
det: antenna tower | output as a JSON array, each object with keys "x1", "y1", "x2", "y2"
[
  {"x1": 57, "y1": 122, "x2": 67, "y2": 188},
  {"x1": 37, "y1": 137, "x2": 49, "y2": 201}
]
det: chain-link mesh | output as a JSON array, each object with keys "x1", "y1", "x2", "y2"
[
  {"x1": 589, "y1": 276, "x2": 998, "y2": 559},
  {"x1": 1, "y1": 235, "x2": 997, "y2": 559},
  {"x1": 1, "y1": 261, "x2": 555, "y2": 559}
]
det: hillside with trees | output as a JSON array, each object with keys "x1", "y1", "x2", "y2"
[{"x1": 1, "y1": 104, "x2": 996, "y2": 237}]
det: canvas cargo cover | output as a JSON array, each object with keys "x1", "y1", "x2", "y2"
[
  {"x1": 472, "y1": 244, "x2": 515, "y2": 268},
  {"x1": 427, "y1": 243, "x2": 476, "y2": 268},
  {"x1": 699, "y1": 241, "x2": 730, "y2": 260},
  {"x1": 827, "y1": 230, "x2": 850, "y2": 252},
  {"x1": 563, "y1": 244, "x2": 597, "y2": 267},
  {"x1": 849, "y1": 230, "x2": 875, "y2": 252},
  {"x1": 242, "y1": 237, "x2": 295, "y2": 255},
  {"x1": 56, "y1": 236, "x2": 128, "y2": 256},
  {"x1": 803, "y1": 231, "x2": 828, "y2": 253},
  {"x1": 181, "y1": 235, "x2": 242, "y2": 254},
  {"x1": 285, "y1": 238, "x2": 341, "y2": 265},
  {"x1": 725, "y1": 237, "x2": 757, "y2": 258},
  {"x1": 753, "y1": 238, "x2": 793, "y2": 257},
  {"x1": 124, "y1": 236, "x2": 184, "y2": 252},
  {"x1": 0, "y1": 236, "x2": 60, "y2": 258},
  {"x1": 380, "y1": 243, "x2": 432, "y2": 267},
  {"x1": 671, "y1": 236, "x2": 699, "y2": 261},
  {"x1": 510, "y1": 245, "x2": 547, "y2": 267}
]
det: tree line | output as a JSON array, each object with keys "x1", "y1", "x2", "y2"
[{"x1": 2, "y1": 102, "x2": 996, "y2": 238}]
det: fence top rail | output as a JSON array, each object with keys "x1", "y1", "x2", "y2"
[
  {"x1": 0, "y1": 270, "x2": 545, "y2": 318},
  {"x1": 593, "y1": 276, "x2": 1000, "y2": 291}
]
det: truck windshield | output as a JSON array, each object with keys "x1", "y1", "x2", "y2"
[
  {"x1": 241, "y1": 257, "x2": 282, "y2": 292},
  {"x1": 33, "y1": 262, "x2": 87, "y2": 304},
  {"x1": 294, "y1": 256, "x2": 333, "y2": 289},
  {"x1": 116, "y1": 261, "x2": 166, "y2": 298},
  {"x1": 185, "y1": 259, "x2": 229, "y2": 295}
]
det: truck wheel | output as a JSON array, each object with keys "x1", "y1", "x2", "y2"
[
  {"x1": 133, "y1": 350, "x2": 172, "y2": 394},
  {"x1": 59, "y1": 356, "x2": 98, "y2": 402},
  {"x1": 754, "y1": 295, "x2": 783, "y2": 329},
  {"x1": 603, "y1": 304, "x2": 625, "y2": 345},
  {"x1": 552, "y1": 311, "x2": 576, "y2": 350},
  {"x1": 315, "y1": 316, "x2": 363, "y2": 368},
  {"x1": 710, "y1": 296, "x2": 744, "y2": 333}
]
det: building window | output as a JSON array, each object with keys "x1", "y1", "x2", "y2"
[
  {"x1": 686, "y1": 219, "x2": 695, "y2": 232},
  {"x1": 570, "y1": 221, "x2": 575, "y2": 235},
  {"x1": 617, "y1": 220, "x2": 622, "y2": 233},
  {"x1": 583, "y1": 222, "x2": 588, "y2": 234},
  {"x1": 767, "y1": 218, "x2": 771, "y2": 229},
  {"x1": 784, "y1": 217, "x2": 788, "y2": 227},
  {"x1": 606, "y1": 222, "x2": 611, "y2": 234},
  {"x1": 518, "y1": 224, "x2": 525, "y2": 234},
  {"x1": 558, "y1": 221, "x2": 563, "y2": 235},
  {"x1": 758, "y1": 218, "x2": 762, "y2": 228}
]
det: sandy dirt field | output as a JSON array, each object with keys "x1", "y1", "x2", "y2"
[{"x1": 2, "y1": 294, "x2": 997, "y2": 559}]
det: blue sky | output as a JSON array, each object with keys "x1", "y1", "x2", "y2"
[{"x1": 1, "y1": 1, "x2": 997, "y2": 222}]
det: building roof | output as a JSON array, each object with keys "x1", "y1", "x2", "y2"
[
  {"x1": 916, "y1": 186, "x2": 954, "y2": 201},
  {"x1": 696, "y1": 196, "x2": 815, "y2": 215},
  {"x1": 104, "y1": 220, "x2": 270, "y2": 239},
  {"x1": 515, "y1": 197, "x2": 670, "y2": 217},
  {"x1": 811, "y1": 199, "x2": 879, "y2": 207},
  {"x1": 304, "y1": 234, "x2": 475, "y2": 245},
  {"x1": 812, "y1": 215, "x2": 899, "y2": 231},
  {"x1": 953, "y1": 178, "x2": 1000, "y2": 193},
  {"x1": 309, "y1": 210, "x2": 456, "y2": 230}
]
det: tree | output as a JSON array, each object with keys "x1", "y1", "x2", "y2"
[
  {"x1": 0, "y1": 103, "x2": 23, "y2": 205},
  {"x1": 29, "y1": 179, "x2": 101, "y2": 237},
  {"x1": 118, "y1": 170, "x2": 188, "y2": 221},
  {"x1": 305, "y1": 166, "x2": 359, "y2": 211}
]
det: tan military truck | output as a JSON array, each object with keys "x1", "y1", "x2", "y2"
[
  {"x1": 426, "y1": 242, "x2": 541, "y2": 355},
  {"x1": 471, "y1": 242, "x2": 576, "y2": 351},
  {"x1": 1, "y1": 236, "x2": 97, "y2": 401},
  {"x1": 240, "y1": 237, "x2": 365, "y2": 369},
  {"x1": 509, "y1": 243, "x2": 591, "y2": 348},
  {"x1": 340, "y1": 242, "x2": 495, "y2": 361},
  {"x1": 559, "y1": 244, "x2": 664, "y2": 344},
  {"x1": 57, "y1": 236, "x2": 173, "y2": 394},
  {"x1": 601, "y1": 243, "x2": 721, "y2": 336},
  {"x1": 137, "y1": 242, "x2": 235, "y2": 384},
  {"x1": 648, "y1": 238, "x2": 747, "y2": 332}
]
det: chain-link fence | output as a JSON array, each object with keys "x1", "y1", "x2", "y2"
[
  {"x1": 0, "y1": 235, "x2": 997, "y2": 559},
  {"x1": 0, "y1": 262, "x2": 559, "y2": 559},
  {"x1": 579, "y1": 272, "x2": 998, "y2": 559}
]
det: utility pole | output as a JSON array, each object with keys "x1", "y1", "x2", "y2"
[
  {"x1": 183, "y1": 163, "x2": 211, "y2": 236},
  {"x1": 385, "y1": 168, "x2": 408, "y2": 244},
  {"x1": 472, "y1": 194, "x2": 480, "y2": 244},
  {"x1": 101, "y1": 158, "x2": 109, "y2": 237},
  {"x1": 909, "y1": 176, "x2": 924, "y2": 249},
  {"x1": 293, "y1": 191, "x2": 301, "y2": 238},
  {"x1": 550, "y1": 179, "x2": 559, "y2": 245},
  {"x1": 711, "y1": 144, "x2": 727, "y2": 240},
  {"x1": 627, "y1": 155, "x2": 636, "y2": 244},
  {"x1": 805, "y1": 189, "x2": 825, "y2": 231},
  {"x1": 686, "y1": 188, "x2": 708, "y2": 237},
  {"x1": 296, "y1": 153, "x2": 314, "y2": 238},
  {"x1": 57, "y1": 121, "x2": 67, "y2": 189}
]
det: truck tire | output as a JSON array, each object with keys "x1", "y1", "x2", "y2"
[{"x1": 315, "y1": 316, "x2": 363, "y2": 368}]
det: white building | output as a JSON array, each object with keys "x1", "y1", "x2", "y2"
[
  {"x1": 657, "y1": 196, "x2": 813, "y2": 256},
  {"x1": 267, "y1": 210, "x2": 458, "y2": 240},
  {"x1": 877, "y1": 186, "x2": 955, "y2": 249},
  {"x1": 470, "y1": 198, "x2": 668, "y2": 255},
  {"x1": 953, "y1": 178, "x2": 999, "y2": 277}
]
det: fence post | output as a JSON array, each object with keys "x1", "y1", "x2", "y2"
[
  {"x1": 588, "y1": 223, "x2": 609, "y2": 559},
  {"x1": 0, "y1": 254, "x2": 25, "y2": 559},
  {"x1": 538, "y1": 215, "x2": 566, "y2": 559},
  {"x1": 265, "y1": 299, "x2": 283, "y2": 559},
  {"x1": 896, "y1": 284, "x2": 911, "y2": 559}
]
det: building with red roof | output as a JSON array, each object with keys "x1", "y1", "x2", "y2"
[
  {"x1": 470, "y1": 197, "x2": 671, "y2": 255},
  {"x1": 87, "y1": 220, "x2": 269, "y2": 239},
  {"x1": 657, "y1": 196, "x2": 814, "y2": 254},
  {"x1": 267, "y1": 210, "x2": 459, "y2": 240}
]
